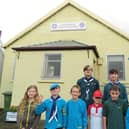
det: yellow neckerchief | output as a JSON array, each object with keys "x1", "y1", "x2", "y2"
[
  {"x1": 26, "y1": 101, "x2": 32, "y2": 128},
  {"x1": 20, "y1": 100, "x2": 37, "y2": 129}
]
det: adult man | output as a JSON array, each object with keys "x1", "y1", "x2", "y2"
[
  {"x1": 102, "y1": 69, "x2": 128, "y2": 103},
  {"x1": 77, "y1": 65, "x2": 100, "y2": 107}
]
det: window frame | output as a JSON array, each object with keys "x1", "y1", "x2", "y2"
[
  {"x1": 107, "y1": 55, "x2": 125, "y2": 80},
  {"x1": 41, "y1": 53, "x2": 62, "y2": 79}
]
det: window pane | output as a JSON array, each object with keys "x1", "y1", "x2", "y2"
[
  {"x1": 107, "y1": 55, "x2": 125, "y2": 80},
  {"x1": 46, "y1": 62, "x2": 60, "y2": 77},
  {"x1": 108, "y1": 62, "x2": 124, "y2": 80},
  {"x1": 47, "y1": 55, "x2": 61, "y2": 60},
  {"x1": 43, "y1": 54, "x2": 61, "y2": 79}
]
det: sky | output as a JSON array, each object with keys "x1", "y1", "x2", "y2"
[{"x1": 0, "y1": 0, "x2": 129, "y2": 43}]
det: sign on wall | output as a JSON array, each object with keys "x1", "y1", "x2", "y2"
[
  {"x1": 6, "y1": 112, "x2": 17, "y2": 122},
  {"x1": 51, "y1": 21, "x2": 86, "y2": 31}
]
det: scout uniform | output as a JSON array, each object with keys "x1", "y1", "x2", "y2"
[
  {"x1": 35, "y1": 83, "x2": 66, "y2": 129},
  {"x1": 102, "y1": 81, "x2": 128, "y2": 103},
  {"x1": 102, "y1": 98, "x2": 128, "y2": 129},
  {"x1": 77, "y1": 77, "x2": 100, "y2": 106},
  {"x1": 65, "y1": 98, "x2": 87, "y2": 129},
  {"x1": 126, "y1": 108, "x2": 129, "y2": 129},
  {"x1": 17, "y1": 101, "x2": 40, "y2": 129}
]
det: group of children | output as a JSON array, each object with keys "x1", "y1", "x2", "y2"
[{"x1": 17, "y1": 82, "x2": 129, "y2": 129}]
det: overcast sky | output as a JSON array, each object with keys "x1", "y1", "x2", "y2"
[{"x1": 0, "y1": 0, "x2": 129, "y2": 43}]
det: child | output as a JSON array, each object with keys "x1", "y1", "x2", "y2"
[
  {"x1": 103, "y1": 85, "x2": 128, "y2": 129},
  {"x1": 126, "y1": 107, "x2": 129, "y2": 129},
  {"x1": 65, "y1": 85, "x2": 87, "y2": 129},
  {"x1": 102, "y1": 69, "x2": 128, "y2": 103},
  {"x1": 88, "y1": 90, "x2": 103, "y2": 129},
  {"x1": 77, "y1": 65, "x2": 100, "y2": 107},
  {"x1": 17, "y1": 84, "x2": 41, "y2": 129},
  {"x1": 35, "y1": 83, "x2": 66, "y2": 129}
]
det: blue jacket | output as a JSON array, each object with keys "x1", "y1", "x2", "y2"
[
  {"x1": 126, "y1": 108, "x2": 129, "y2": 129},
  {"x1": 65, "y1": 99, "x2": 87, "y2": 129},
  {"x1": 35, "y1": 97, "x2": 66, "y2": 129}
]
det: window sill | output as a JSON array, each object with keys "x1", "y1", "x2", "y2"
[{"x1": 37, "y1": 79, "x2": 64, "y2": 84}]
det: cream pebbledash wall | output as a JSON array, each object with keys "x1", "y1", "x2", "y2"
[
  {"x1": 1, "y1": 1, "x2": 129, "y2": 107},
  {"x1": 11, "y1": 50, "x2": 97, "y2": 105}
]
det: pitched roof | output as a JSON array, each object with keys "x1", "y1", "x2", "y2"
[
  {"x1": 12, "y1": 40, "x2": 99, "y2": 58},
  {"x1": 4, "y1": 0, "x2": 129, "y2": 48}
]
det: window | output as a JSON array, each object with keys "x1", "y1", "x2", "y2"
[
  {"x1": 107, "y1": 55, "x2": 125, "y2": 80},
  {"x1": 42, "y1": 54, "x2": 61, "y2": 79}
]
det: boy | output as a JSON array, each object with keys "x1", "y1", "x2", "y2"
[
  {"x1": 103, "y1": 85, "x2": 128, "y2": 129},
  {"x1": 88, "y1": 90, "x2": 103, "y2": 129},
  {"x1": 126, "y1": 108, "x2": 129, "y2": 129},
  {"x1": 35, "y1": 83, "x2": 66, "y2": 129},
  {"x1": 65, "y1": 85, "x2": 87, "y2": 129},
  {"x1": 77, "y1": 65, "x2": 100, "y2": 107},
  {"x1": 103, "y1": 69, "x2": 128, "y2": 103}
]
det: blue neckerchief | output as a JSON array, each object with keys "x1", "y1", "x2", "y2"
[{"x1": 49, "y1": 95, "x2": 60, "y2": 120}]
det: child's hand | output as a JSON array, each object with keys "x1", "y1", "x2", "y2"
[{"x1": 38, "y1": 95, "x2": 43, "y2": 103}]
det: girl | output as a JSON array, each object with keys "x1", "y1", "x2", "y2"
[{"x1": 17, "y1": 84, "x2": 42, "y2": 129}]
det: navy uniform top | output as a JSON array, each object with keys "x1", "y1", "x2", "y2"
[
  {"x1": 77, "y1": 77, "x2": 100, "y2": 106},
  {"x1": 102, "y1": 81, "x2": 128, "y2": 104}
]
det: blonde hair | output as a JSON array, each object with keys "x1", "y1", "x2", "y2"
[
  {"x1": 70, "y1": 85, "x2": 81, "y2": 93},
  {"x1": 19, "y1": 84, "x2": 39, "y2": 112}
]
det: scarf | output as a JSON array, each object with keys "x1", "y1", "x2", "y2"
[
  {"x1": 85, "y1": 77, "x2": 93, "y2": 81},
  {"x1": 109, "y1": 80, "x2": 120, "y2": 85},
  {"x1": 49, "y1": 95, "x2": 61, "y2": 122}
]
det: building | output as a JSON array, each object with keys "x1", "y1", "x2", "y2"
[
  {"x1": 0, "y1": 0, "x2": 129, "y2": 107},
  {"x1": 0, "y1": 31, "x2": 4, "y2": 86},
  {"x1": 0, "y1": 31, "x2": 4, "y2": 108}
]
